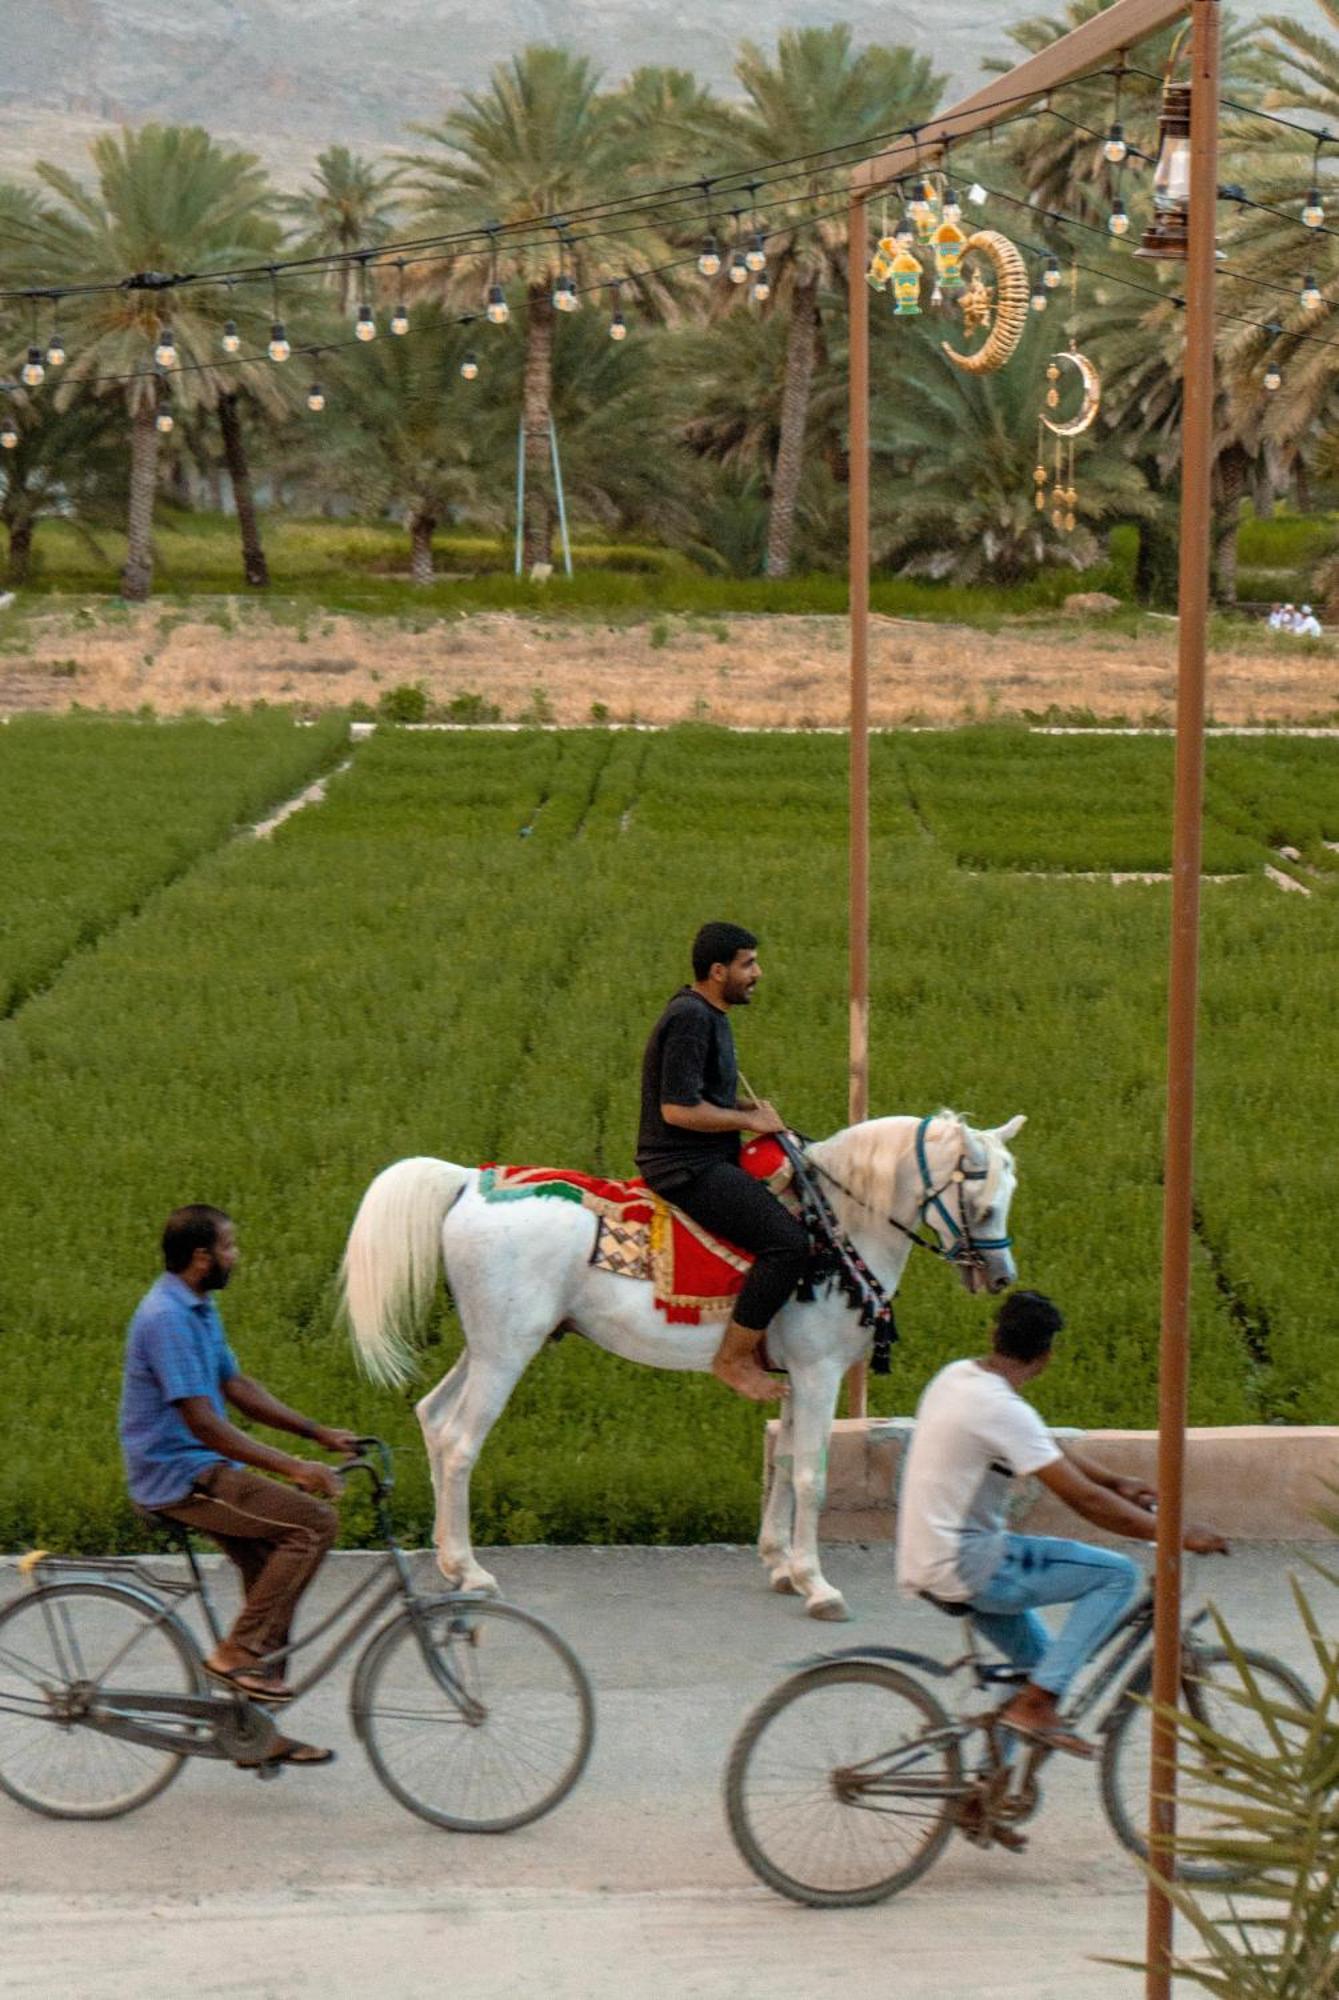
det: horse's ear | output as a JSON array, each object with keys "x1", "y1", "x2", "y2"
[{"x1": 993, "y1": 1114, "x2": 1027, "y2": 1144}]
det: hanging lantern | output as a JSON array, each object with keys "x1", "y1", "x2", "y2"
[
  {"x1": 1135, "y1": 81, "x2": 1192, "y2": 260},
  {"x1": 913, "y1": 179, "x2": 939, "y2": 244},
  {"x1": 867, "y1": 235, "x2": 897, "y2": 291},
  {"x1": 931, "y1": 216, "x2": 967, "y2": 295},
  {"x1": 891, "y1": 244, "x2": 923, "y2": 317}
]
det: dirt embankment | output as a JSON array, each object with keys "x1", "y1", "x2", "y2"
[{"x1": 2, "y1": 604, "x2": 1336, "y2": 725}]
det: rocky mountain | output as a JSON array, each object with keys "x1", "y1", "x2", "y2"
[{"x1": 2, "y1": 0, "x2": 1319, "y2": 189}]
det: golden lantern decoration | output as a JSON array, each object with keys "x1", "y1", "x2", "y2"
[{"x1": 1136, "y1": 27, "x2": 1193, "y2": 262}]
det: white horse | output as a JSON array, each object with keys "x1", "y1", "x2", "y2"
[{"x1": 340, "y1": 1110, "x2": 1025, "y2": 1621}]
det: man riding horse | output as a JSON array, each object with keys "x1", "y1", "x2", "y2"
[{"x1": 635, "y1": 922, "x2": 807, "y2": 1404}]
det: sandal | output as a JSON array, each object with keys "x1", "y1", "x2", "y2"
[
  {"x1": 205, "y1": 1661, "x2": 295, "y2": 1704},
  {"x1": 994, "y1": 1711, "x2": 1095, "y2": 1761},
  {"x1": 265, "y1": 1739, "x2": 336, "y2": 1767}
]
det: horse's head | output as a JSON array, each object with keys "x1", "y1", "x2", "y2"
[{"x1": 918, "y1": 1112, "x2": 1025, "y2": 1295}]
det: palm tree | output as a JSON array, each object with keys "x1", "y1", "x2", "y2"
[
  {"x1": 715, "y1": 28, "x2": 944, "y2": 577},
  {"x1": 26, "y1": 125, "x2": 286, "y2": 599},
  {"x1": 281, "y1": 146, "x2": 402, "y2": 314},
  {"x1": 0, "y1": 387, "x2": 123, "y2": 584},
  {"x1": 401, "y1": 46, "x2": 673, "y2": 571}
]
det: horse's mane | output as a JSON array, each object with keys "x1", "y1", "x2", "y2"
[{"x1": 806, "y1": 1109, "x2": 1011, "y2": 1239}]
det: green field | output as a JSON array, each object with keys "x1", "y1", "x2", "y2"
[{"x1": 1, "y1": 718, "x2": 1336, "y2": 1552}]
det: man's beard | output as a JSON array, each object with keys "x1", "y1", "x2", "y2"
[{"x1": 202, "y1": 1256, "x2": 232, "y2": 1291}]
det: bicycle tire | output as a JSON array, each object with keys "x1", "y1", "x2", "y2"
[
  {"x1": 724, "y1": 1660, "x2": 962, "y2": 1907},
  {"x1": 354, "y1": 1596, "x2": 594, "y2": 1833},
  {"x1": 1100, "y1": 1644, "x2": 1314, "y2": 1885},
  {"x1": 0, "y1": 1580, "x2": 204, "y2": 1820}
]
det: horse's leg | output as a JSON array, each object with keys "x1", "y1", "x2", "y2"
[
  {"x1": 758, "y1": 1393, "x2": 798, "y2": 1592},
  {"x1": 784, "y1": 1360, "x2": 849, "y2": 1621},
  {"x1": 415, "y1": 1351, "x2": 470, "y2": 1555},
  {"x1": 427, "y1": 1339, "x2": 544, "y2": 1592}
]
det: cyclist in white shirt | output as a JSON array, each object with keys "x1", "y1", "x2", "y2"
[{"x1": 897, "y1": 1291, "x2": 1227, "y2": 1758}]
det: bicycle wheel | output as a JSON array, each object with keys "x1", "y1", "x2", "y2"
[
  {"x1": 725, "y1": 1660, "x2": 963, "y2": 1907},
  {"x1": 0, "y1": 1581, "x2": 204, "y2": 1820},
  {"x1": 1101, "y1": 1644, "x2": 1314, "y2": 1884},
  {"x1": 355, "y1": 1596, "x2": 594, "y2": 1832}
]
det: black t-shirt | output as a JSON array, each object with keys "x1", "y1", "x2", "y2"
[{"x1": 636, "y1": 987, "x2": 740, "y2": 1190}]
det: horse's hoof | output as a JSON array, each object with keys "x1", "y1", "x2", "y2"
[
  {"x1": 458, "y1": 1568, "x2": 500, "y2": 1597},
  {"x1": 769, "y1": 1568, "x2": 800, "y2": 1595},
  {"x1": 806, "y1": 1592, "x2": 851, "y2": 1622}
]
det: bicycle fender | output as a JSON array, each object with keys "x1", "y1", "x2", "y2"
[{"x1": 786, "y1": 1643, "x2": 954, "y2": 1679}]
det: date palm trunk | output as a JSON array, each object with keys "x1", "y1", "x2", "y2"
[
  {"x1": 410, "y1": 509, "x2": 436, "y2": 585},
  {"x1": 521, "y1": 283, "x2": 555, "y2": 572},
  {"x1": 1213, "y1": 443, "x2": 1250, "y2": 606},
  {"x1": 765, "y1": 278, "x2": 820, "y2": 580},
  {"x1": 217, "y1": 391, "x2": 270, "y2": 588},
  {"x1": 121, "y1": 401, "x2": 159, "y2": 602},
  {"x1": 6, "y1": 513, "x2": 33, "y2": 586}
]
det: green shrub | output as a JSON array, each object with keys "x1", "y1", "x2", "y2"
[{"x1": 377, "y1": 682, "x2": 429, "y2": 723}]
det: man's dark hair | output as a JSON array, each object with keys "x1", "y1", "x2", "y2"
[
  {"x1": 992, "y1": 1289, "x2": 1065, "y2": 1363},
  {"x1": 692, "y1": 921, "x2": 758, "y2": 981},
  {"x1": 162, "y1": 1205, "x2": 231, "y2": 1273}
]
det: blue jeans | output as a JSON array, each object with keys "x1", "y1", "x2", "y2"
[{"x1": 968, "y1": 1535, "x2": 1140, "y2": 1699}]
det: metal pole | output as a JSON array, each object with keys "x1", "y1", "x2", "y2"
[
  {"x1": 549, "y1": 417, "x2": 574, "y2": 578},
  {"x1": 514, "y1": 420, "x2": 526, "y2": 578},
  {"x1": 1146, "y1": 4, "x2": 1218, "y2": 1992},
  {"x1": 846, "y1": 190, "x2": 871, "y2": 1422}
]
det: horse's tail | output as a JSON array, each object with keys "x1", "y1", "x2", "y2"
[{"x1": 339, "y1": 1156, "x2": 473, "y2": 1388}]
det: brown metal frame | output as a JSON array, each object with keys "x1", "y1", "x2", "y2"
[{"x1": 844, "y1": 5, "x2": 1217, "y2": 1991}]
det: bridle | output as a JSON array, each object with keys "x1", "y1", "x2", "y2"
[{"x1": 807, "y1": 1115, "x2": 1013, "y2": 1273}]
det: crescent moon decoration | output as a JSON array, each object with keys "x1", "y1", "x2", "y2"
[
  {"x1": 941, "y1": 230, "x2": 1030, "y2": 375},
  {"x1": 1041, "y1": 350, "x2": 1102, "y2": 436}
]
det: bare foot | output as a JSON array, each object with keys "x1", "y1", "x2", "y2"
[{"x1": 711, "y1": 1354, "x2": 787, "y2": 1402}]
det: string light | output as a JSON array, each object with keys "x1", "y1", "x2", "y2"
[
  {"x1": 45, "y1": 304, "x2": 65, "y2": 368},
  {"x1": 1302, "y1": 274, "x2": 1323, "y2": 311},
  {"x1": 553, "y1": 273, "x2": 580, "y2": 313},
  {"x1": 1104, "y1": 124, "x2": 1129, "y2": 165},
  {"x1": 154, "y1": 324, "x2": 177, "y2": 368},
  {"x1": 355, "y1": 303, "x2": 376, "y2": 341},
  {"x1": 390, "y1": 261, "x2": 409, "y2": 335},
  {"x1": 460, "y1": 351, "x2": 479, "y2": 379},
  {"x1": 728, "y1": 249, "x2": 749, "y2": 284},
  {"x1": 698, "y1": 234, "x2": 722, "y2": 277},
  {"x1": 155, "y1": 405, "x2": 174, "y2": 434},
  {"x1": 1302, "y1": 187, "x2": 1325, "y2": 229},
  {"x1": 0, "y1": 418, "x2": 17, "y2": 451},
  {"x1": 751, "y1": 272, "x2": 771, "y2": 303},
  {"x1": 306, "y1": 382, "x2": 325, "y2": 412},
  {"x1": 21, "y1": 347, "x2": 44, "y2": 388},
  {"x1": 1043, "y1": 254, "x2": 1062, "y2": 289},
  {"x1": 1263, "y1": 360, "x2": 1282, "y2": 391},
  {"x1": 1031, "y1": 266, "x2": 1049, "y2": 312},
  {"x1": 486, "y1": 284, "x2": 509, "y2": 325},
  {"x1": 610, "y1": 307, "x2": 628, "y2": 340},
  {"x1": 1108, "y1": 194, "x2": 1130, "y2": 238},
  {"x1": 221, "y1": 319, "x2": 241, "y2": 354},
  {"x1": 267, "y1": 321, "x2": 290, "y2": 362}
]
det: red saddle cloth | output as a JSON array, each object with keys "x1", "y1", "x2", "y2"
[{"x1": 478, "y1": 1138, "x2": 792, "y2": 1324}]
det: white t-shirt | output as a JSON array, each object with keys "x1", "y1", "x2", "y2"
[{"x1": 896, "y1": 1359, "x2": 1061, "y2": 1601}]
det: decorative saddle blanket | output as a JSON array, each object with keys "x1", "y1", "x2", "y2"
[{"x1": 478, "y1": 1138, "x2": 793, "y2": 1324}]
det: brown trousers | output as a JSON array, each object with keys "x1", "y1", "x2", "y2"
[{"x1": 158, "y1": 1463, "x2": 337, "y2": 1665}]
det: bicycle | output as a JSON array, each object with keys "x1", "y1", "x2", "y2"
[
  {"x1": 0, "y1": 1438, "x2": 594, "y2": 1830},
  {"x1": 724, "y1": 1575, "x2": 1314, "y2": 1907}
]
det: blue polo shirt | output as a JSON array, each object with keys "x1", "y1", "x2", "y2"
[{"x1": 119, "y1": 1273, "x2": 242, "y2": 1508}]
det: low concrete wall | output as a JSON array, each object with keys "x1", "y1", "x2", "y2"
[{"x1": 764, "y1": 1419, "x2": 1339, "y2": 1544}]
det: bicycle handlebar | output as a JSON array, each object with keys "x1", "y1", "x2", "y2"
[{"x1": 336, "y1": 1435, "x2": 395, "y2": 1498}]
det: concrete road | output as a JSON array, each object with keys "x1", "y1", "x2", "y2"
[{"x1": 0, "y1": 1543, "x2": 1325, "y2": 1999}]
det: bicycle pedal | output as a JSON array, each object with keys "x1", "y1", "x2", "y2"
[
  {"x1": 255, "y1": 1761, "x2": 283, "y2": 1781},
  {"x1": 991, "y1": 1824, "x2": 1028, "y2": 1854}
]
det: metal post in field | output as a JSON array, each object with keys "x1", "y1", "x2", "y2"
[
  {"x1": 846, "y1": 189, "x2": 871, "y2": 1422},
  {"x1": 1145, "y1": 1, "x2": 1219, "y2": 1990}
]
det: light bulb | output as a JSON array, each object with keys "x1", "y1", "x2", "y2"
[
  {"x1": 154, "y1": 326, "x2": 177, "y2": 368},
  {"x1": 1031, "y1": 286, "x2": 1048, "y2": 313},
  {"x1": 1302, "y1": 275, "x2": 1323, "y2": 311},
  {"x1": 1303, "y1": 189, "x2": 1324, "y2": 229},
  {"x1": 728, "y1": 250, "x2": 749, "y2": 285},
  {"x1": 609, "y1": 311, "x2": 627, "y2": 341},
  {"x1": 697, "y1": 236, "x2": 721, "y2": 278},
  {"x1": 1263, "y1": 364, "x2": 1282, "y2": 392},
  {"x1": 1043, "y1": 256, "x2": 1062, "y2": 289},
  {"x1": 221, "y1": 319, "x2": 241, "y2": 354},
  {"x1": 460, "y1": 352, "x2": 479, "y2": 380},
  {"x1": 553, "y1": 277, "x2": 579, "y2": 312},
  {"x1": 745, "y1": 234, "x2": 767, "y2": 273},
  {"x1": 156, "y1": 409, "x2": 174, "y2": 435},
  {"x1": 0, "y1": 424, "x2": 17, "y2": 450},
  {"x1": 486, "y1": 284, "x2": 510, "y2": 326},
  {"x1": 267, "y1": 321, "x2": 290, "y2": 363},
  {"x1": 751, "y1": 275, "x2": 771, "y2": 303},
  {"x1": 1108, "y1": 197, "x2": 1130, "y2": 238},
  {"x1": 21, "y1": 347, "x2": 44, "y2": 388},
  {"x1": 46, "y1": 334, "x2": 65, "y2": 368},
  {"x1": 355, "y1": 304, "x2": 376, "y2": 341},
  {"x1": 390, "y1": 304, "x2": 409, "y2": 336},
  {"x1": 1103, "y1": 124, "x2": 1128, "y2": 165},
  {"x1": 306, "y1": 383, "x2": 325, "y2": 412}
]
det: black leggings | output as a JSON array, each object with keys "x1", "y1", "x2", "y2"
[{"x1": 663, "y1": 1161, "x2": 810, "y2": 1332}]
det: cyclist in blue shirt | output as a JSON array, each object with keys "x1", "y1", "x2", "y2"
[{"x1": 120, "y1": 1205, "x2": 357, "y2": 1757}]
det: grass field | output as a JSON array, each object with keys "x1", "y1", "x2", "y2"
[{"x1": 1, "y1": 718, "x2": 1335, "y2": 1551}]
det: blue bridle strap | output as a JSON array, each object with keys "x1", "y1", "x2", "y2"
[{"x1": 913, "y1": 1115, "x2": 1013, "y2": 1260}]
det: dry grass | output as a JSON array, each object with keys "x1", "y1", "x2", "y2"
[{"x1": 2, "y1": 602, "x2": 1337, "y2": 726}]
